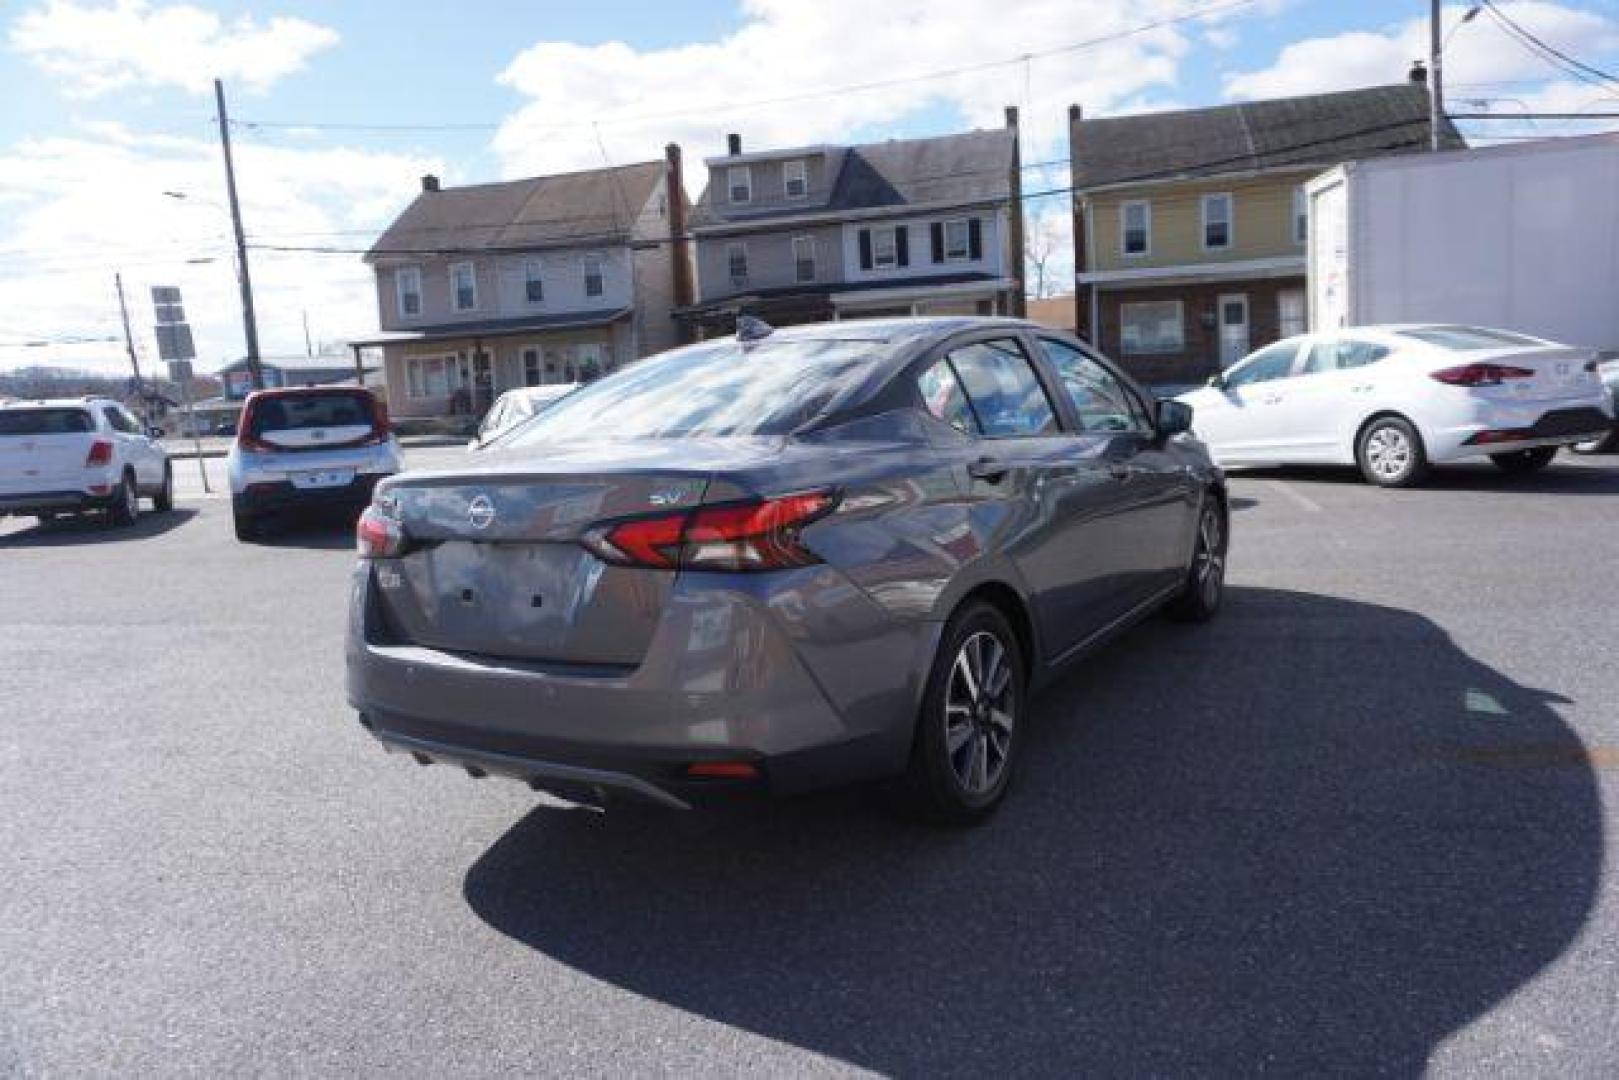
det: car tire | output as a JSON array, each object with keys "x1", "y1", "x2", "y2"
[
  {"x1": 1356, "y1": 416, "x2": 1429, "y2": 488},
  {"x1": 897, "y1": 601, "x2": 1026, "y2": 826},
  {"x1": 108, "y1": 470, "x2": 139, "y2": 527},
  {"x1": 233, "y1": 510, "x2": 262, "y2": 542},
  {"x1": 153, "y1": 464, "x2": 174, "y2": 512},
  {"x1": 1490, "y1": 447, "x2": 1557, "y2": 474},
  {"x1": 1167, "y1": 495, "x2": 1227, "y2": 623}
]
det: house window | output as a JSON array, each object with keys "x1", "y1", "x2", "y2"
[
  {"x1": 450, "y1": 262, "x2": 477, "y2": 311},
  {"x1": 783, "y1": 160, "x2": 807, "y2": 199},
  {"x1": 1119, "y1": 300, "x2": 1184, "y2": 355},
  {"x1": 404, "y1": 355, "x2": 458, "y2": 398},
  {"x1": 522, "y1": 347, "x2": 542, "y2": 386},
  {"x1": 1202, "y1": 193, "x2": 1233, "y2": 250},
  {"x1": 583, "y1": 255, "x2": 604, "y2": 297},
  {"x1": 524, "y1": 259, "x2": 544, "y2": 303},
  {"x1": 396, "y1": 266, "x2": 421, "y2": 317},
  {"x1": 872, "y1": 226, "x2": 898, "y2": 268},
  {"x1": 727, "y1": 242, "x2": 749, "y2": 282},
  {"x1": 728, "y1": 165, "x2": 752, "y2": 204},
  {"x1": 1121, "y1": 201, "x2": 1150, "y2": 256},
  {"x1": 791, "y1": 236, "x2": 815, "y2": 283},
  {"x1": 943, "y1": 219, "x2": 971, "y2": 261},
  {"x1": 1292, "y1": 185, "x2": 1307, "y2": 245}
]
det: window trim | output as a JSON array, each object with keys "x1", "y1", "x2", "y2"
[
  {"x1": 1120, "y1": 199, "x2": 1151, "y2": 257},
  {"x1": 728, "y1": 165, "x2": 752, "y2": 204},
  {"x1": 449, "y1": 261, "x2": 478, "y2": 312},
  {"x1": 871, "y1": 225, "x2": 899, "y2": 269},
  {"x1": 1292, "y1": 185, "x2": 1308, "y2": 246},
  {"x1": 395, "y1": 265, "x2": 422, "y2": 319},
  {"x1": 523, "y1": 258, "x2": 544, "y2": 304},
  {"x1": 942, "y1": 218, "x2": 971, "y2": 261},
  {"x1": 783, "y1": 159, "x2": 807, "y2": 200},
  {"x1": 726, "y1": 241, "x2": 749, "y2": 283},
  {"x1": 582, "y1": 254, "x2": 604, "y2": 298},
  {"x1": 1201, "y1": 192, "x2": 1234, "y2": 252},
  {"x1": 791, "y1": 235, "x2": 815, "y2": 283}
]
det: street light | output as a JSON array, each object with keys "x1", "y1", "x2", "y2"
[{"x1": 1432, "y1": 3, "x2": 1484, "y2": 151}]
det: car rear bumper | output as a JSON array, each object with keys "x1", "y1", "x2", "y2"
[
  {"x1": 1429, "y1": 404, "x2": 1615, "y2": 461},
  {"x1": 345, "y1": 562, "x2": 937, "y2": 806},
  {"x1": 0, "y1": 489, "x2": 117, "y2": 516},
  {"x1": 233, "y1": 472, "x2": 387, "y2": 516}
]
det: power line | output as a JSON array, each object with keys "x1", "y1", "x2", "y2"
[
  {"x1": 1479, "y1": 1, "x2": 1619, "y2": 95},
  {"x1": 1482, "y1": 0, "x2": 1619, "y2": 87}
]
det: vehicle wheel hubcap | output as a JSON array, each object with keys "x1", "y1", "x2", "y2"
[
  {"x1": 944, "y1": 630, "x2": 1014, "y2": 795},
  {"x1": 1194, "y1": 506, "x2": 1225, "y2": 605},
  {"x1": 1366, "y1": 427, "x2": 1411, "y2": 479}
]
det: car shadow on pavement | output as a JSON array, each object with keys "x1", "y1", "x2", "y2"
[
  {"x1": 1243, "y1": 460, "x2": 1619, "y2": 494},
  {"x1": 461, "y1": 587, "x2": 1601, "y2": 1074},
  {"x1": 247, "y1": 509, "x2": 360, "y2": 550},
  {"x1": 0, "y1": 507, "x2": 196, "y2": 547}
]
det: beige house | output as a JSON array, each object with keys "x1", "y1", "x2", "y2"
[
  {"x1": 1070, "y1": 78, "x2": 1462, "y2": 383},
  {"x1": 353, "y1": 150, "x2": 693, "y2": 418}
]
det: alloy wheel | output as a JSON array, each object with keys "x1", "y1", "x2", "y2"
[
  {"x1": 944, "y1": 630, "x2": 1016, "y2": 796},
  {"x1": 1194, "y1": 505, "x2": 1226, "y2": 607},
  {"x1": 1365, "y1": 426, "x2": 1411, "y2": 480}
]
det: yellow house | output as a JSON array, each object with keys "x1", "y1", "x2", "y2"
[{"x1": 1068, "y1": 79, "x2": 1461, "y2": 383}]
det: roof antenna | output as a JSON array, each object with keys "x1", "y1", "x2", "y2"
[{"x1": 735, "y1": 315, "x2": 774, "y2": 346}]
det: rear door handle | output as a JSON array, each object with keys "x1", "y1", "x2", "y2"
[{"x1": 967, "y1": 457, "x2": 1008, "y2": 483}]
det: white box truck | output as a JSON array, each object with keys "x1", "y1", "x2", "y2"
[{"x1": 1307, "y1": 134, "x2": 1619, "y2": 351}]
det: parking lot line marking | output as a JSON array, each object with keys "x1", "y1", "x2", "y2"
[{"x1": 1267, "y1": 480, "x2": 1322, "y2": 513}]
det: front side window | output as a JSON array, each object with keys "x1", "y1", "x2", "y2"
[
  {"x1": 917, "y1": 358, "x2": 975, "y2": 434},
  {"x1": 1119, "y1": 300, "x2": 1183, "y2": 355},
  {"x1": 727, "y1": 243, "x2": 749, "y2": 281},
  {"x1": 728, "y1": 165, "x2": 752, "y2": 204},
  {"x1": 945, "y1": 339, "x2": 1059, "y2": 438},
  {"x1": 1225, "y1": 340, "x2": 1301, "y2": 388},
  {"x1": 943, "y1": 219, "x2": 970, "y2": 260},
  {"x1": 1038, "y1": 338, "x2": 1150, "y2": 434},
  {"x1": 792, "y1": 236, "x2": 815, "y2": 283},
  {"x1": 1121, "y1": 200, "x2": 1150, "y2": 256},
  {"x1": 1301, "y1": 339, "x2": 1390, "y2": 374},
  {"x1": 783, "y1": 159, "x2": 807, "y2": 199},
  {"x1": 450, "y1": 262, "x2": 477, "y2": 311},
  {"x1": 1203, "y1": 193, "x2": 1233, "y2": 250},
  {"x1": 524, "y1": 259, "x2": 544, "y2": 303},
  {"x1": 396, "y1": 266, "x2": 422, "y2": 317},
  {"x1": 583, "y1": 255, "x2": 604, "y2": 297}
]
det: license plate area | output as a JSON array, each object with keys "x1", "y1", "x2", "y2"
[{"x1": 291, "y1": 469, "x2": 354, "y2": 490}]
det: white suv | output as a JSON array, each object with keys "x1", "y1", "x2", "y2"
[
  {"x1": 227, "y1": 387, "x2": 400, "y2": 541},
  {"x1": 0, "y1": 398, "x2": 172, "y2": 527}
]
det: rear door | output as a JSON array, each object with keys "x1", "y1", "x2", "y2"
[
  {"x1": 1273, "y1": 335, "x2": 1393, "y2": 461},
  {"x1": 0, "y1": 408, "x2": 96, "y2": 493}
]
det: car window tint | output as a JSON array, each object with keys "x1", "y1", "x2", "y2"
[
  {"x1": 917, "y1": 358, "x2": 976, "y2": 435},
  {"x1": 1398, "y1": 326, "x2": 1542, "y2": 350},
  {"x1": 945, "y1": 339, "x2": 1059, "y2": 438},
  {"x1": 1038, "y1": 337, "x2": 1151, "y2": 434},
  {"x1": 0, "y1": 408, "x2": 94, "y2": 435},
  {"x1": 1302, "y1": 339, "x2": 1390, "y2": 374},
  {"x1": 1225, "y1": 341, "x2": 1299, "y2": 388},
  {"x1": 251, "y1": 393, "x2": 375, "y2": 436}
]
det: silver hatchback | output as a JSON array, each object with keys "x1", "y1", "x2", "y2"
[{"x1": 346, "y1": 318, "x2": 1226, "y2": 822}]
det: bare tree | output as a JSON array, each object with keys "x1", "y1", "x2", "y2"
[{"x1": 1024, "y1": 205, "x2": 1061, "y2": 300}]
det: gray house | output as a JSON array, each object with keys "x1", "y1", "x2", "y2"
[
  {"x1": 679, "y1": 110, "x2": 1026, "y2": 336},
  {"x1": 353, "y1": 149, "x2": 693, "y2": 418}
]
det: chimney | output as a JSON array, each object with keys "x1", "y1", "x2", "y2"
[
  {"x1": 1069, "y1": 104, "x2": 1090, "y2": 342},
  {"x1": 421, "y1": 174, "x2": 440, "y2": 192},
  {"x1": 1409, "y1": 59, "x2": 1428, "y2": 85},
  {"x1": 726, "y1": 133, "x2": 742, "y2": 156},
  {"x1": 665, "y1": 143, "x2": 694, "y2": 335},
  {"x1": 1004, "y1": 105, "x2": 1027, "y2": 318}
]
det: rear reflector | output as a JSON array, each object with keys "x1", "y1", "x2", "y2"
[
  {"x1": 1465, "y1": 428, "x2": 1534, "y2": 446},
  {"x1": 84, "y1": 440, "x2": 113, "y2": 467},
  {"x1": 582, "y1": 490, "x2": 837, "y2": 572},
  {"x1": 685, "y1": 761, "x2": 760, "y2": 780},
  {"x1": 1430, "y1": 363, "x2": 1536, "y2": 387}
]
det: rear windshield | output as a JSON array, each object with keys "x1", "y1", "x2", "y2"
[
  {"x1": 0, "y1": 408, "x2": 95, "y2": 435},
  {"x1": 249, "y1": 393, "x2": 376, "y2": 436},
  {"x1": 1398, "y1": 326, "x2": 1544, "y2": 350},
  {"x1": 503, "y1": 338, "x2": 884, "y2": 443}
]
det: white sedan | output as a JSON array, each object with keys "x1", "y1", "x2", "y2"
[
  {"x1": 467, "y1": 383, "x2": 578, "y2": 450},
  {"x1": 1176, "y1": 325, "x2": 1615, "y2": 486}
]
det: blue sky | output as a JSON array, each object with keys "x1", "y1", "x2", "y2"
[{"x1": 3, "y1": 0, "x2": 1617, "y2": 372}]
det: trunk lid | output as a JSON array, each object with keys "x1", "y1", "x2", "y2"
[
  {"x1": 1430, "y1": 346, "x2": 1605, "y2": 403},
  {"x1": 372, "y1": 438, "x2": 779, "y2": 666}
]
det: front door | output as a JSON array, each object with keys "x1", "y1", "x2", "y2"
[{"x1": 1218, "y1": 294, "x2": 1250, "y2": 368}]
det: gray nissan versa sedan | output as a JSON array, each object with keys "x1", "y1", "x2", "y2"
[{"x1": 346, "y1": 317, "x2": 1226, "y2": 822}]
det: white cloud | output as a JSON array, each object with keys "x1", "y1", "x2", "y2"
[
  {"x1": 0, "y1": 124, "x2": 442, "y2": 374},
  {"x1": 9, "y1": 0, "x2": 339, "y2": 98},
  {"x1": 1223, "y1": 1, "x2": 1619, "y2": 102}
]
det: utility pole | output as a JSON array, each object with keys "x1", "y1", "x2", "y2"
[
  {"x1": 1430, "y1": 0, "x2": 1444, "y2": 151},
  {"x1": 114, "y1": 272, "x2": 147, "y2": 419},
  {"x1": 215, "y1": 78, "x2": 264, "y2": 390}
]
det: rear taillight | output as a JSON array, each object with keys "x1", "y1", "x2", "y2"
[
  {"x1": 358, "y1": 399, "x2": 391, "y2": 447},
  {"x1": 84, "y1": 440, "x2": 113, "y2": 467},
  {"x1": 235, "y1": 396, "x2": 273, "y2": 453},
  {"x1": 356, "y1": 504, "x2": 408, "y2": 558},
  {"x1": 582, "y1": 490, "x2": 837, "y2": 572},
  {"x1": 1430, "y1": 363, "x2": 1536, "y2": 387}
]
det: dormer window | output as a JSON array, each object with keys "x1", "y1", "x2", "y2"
[
  {"x1": 728, "y1": 165, "x2": 752, "y2": 204},
  {"x1": 783, "y1": 160, "x2": 807, "y2": 199}
]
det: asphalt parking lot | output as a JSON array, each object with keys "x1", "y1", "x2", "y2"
[{"x1": 3, "y1": 450, "x2": 1618, "y2": 1075}]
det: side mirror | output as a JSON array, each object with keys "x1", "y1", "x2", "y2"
[
  {"x1": 1206, "y1": 372, "x2": 1226, "y2": 390},
  {"x1": 1156, "y1": 398, "x2": 1193, "y2": 437}
]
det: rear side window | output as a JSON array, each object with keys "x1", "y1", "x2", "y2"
[
  {"x1": 1301, "y1": 339, "x2": 1390, "y2": 374},
  {"x1": 944, "y1": 339, "x2": 1059, "y2": 438},
  {"x1": 1398, "y1": 326, "x2": 1543, "y2": 350},
  {"x1": 250, "y1": 393, "x2": 375, "y2": 436},
  {"x1": 917, "y1": 359, "x2": 975, "y2": 434},
  {"x1": 0, "y1": 408, "x2": 94, "y2": 435}
]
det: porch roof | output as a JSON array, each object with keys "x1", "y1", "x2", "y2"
[{"x1": 347, "y1": 309, "x2": 630, "y2": 348}]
